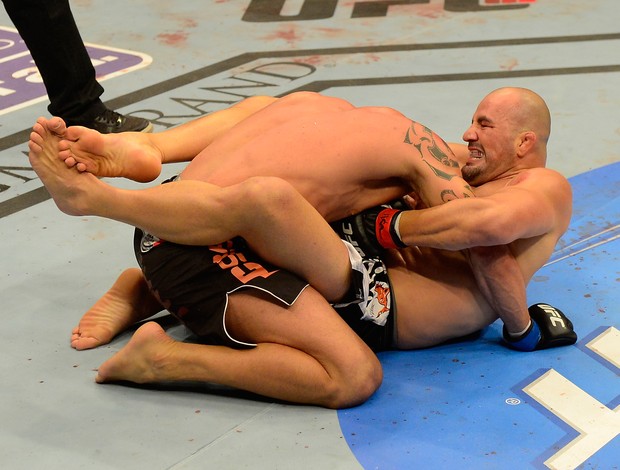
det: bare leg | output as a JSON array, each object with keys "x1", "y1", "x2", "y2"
[
  {"x1": 71, "y1": 268, "x2": 163, "y2": 350},
  {"x1": 55, "y1": 92, "x2": 353, "y2": 183},
  {"x1": 56, "y1": 95, "x2": 278, "y2": 180},
  {"x1": 96, "y1": 288, "x2": 383, "y2": 408},
  {"x1": 88, "y1": 176, "x2": 354, "y2": 302},
  {"x1": 30, "y1": 119, "x2": 352, "y2": 301}
]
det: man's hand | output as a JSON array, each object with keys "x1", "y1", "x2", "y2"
[
  {"x1": 330, "y1": 205, "x2": 406, "y2": 259},
  {"x1": 401, "y1": 191, "x2": 427, "y2": 210},
  {"x1": 503, "y1": 303, "x2": 578, "y2": 351}
]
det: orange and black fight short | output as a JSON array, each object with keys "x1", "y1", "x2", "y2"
[{"x1": 134, "y1": 228, "x2": 309, "y2": 349}]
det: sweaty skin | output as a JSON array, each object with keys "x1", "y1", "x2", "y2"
[
  {"x1": 27, "y1": 89, "x2": 571, "y2": 407},
  {"x1": 392, "y1": 87, "x2": 571, "y2": 347},
  {"x1": 29, "y1": 90, "x2": 560, "y2": 343},
  {"x1": 43, "y1": 93, "x2": 473, "y2": 224}
]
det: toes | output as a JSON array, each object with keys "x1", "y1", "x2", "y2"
[
  {"x1": 64, "y1": 125, "x2": 87, "y2": 141},
  {"x1": 63, "y1": 156, "x2": 78, "y2": 168},
  {"x1": 48, "y1": 116, "x2": 67, "y2": 135},
  {"x1": 28, "y1": 139, "x2": 42, "y2": 154},
  {"x1": 71, "y1": 336, "x2": 97, "y2": 351},
  {"x1": 29, "y1": 129, "x2": 43, "y2": 144},
  {"x1": 34, "y1": 116, "x2": 47, "y2": 128},
  {"x1": 32, "y1": 122, "x2": 45, "y2": 137}
]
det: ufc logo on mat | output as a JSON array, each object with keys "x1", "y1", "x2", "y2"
[
  {"x1": 523, "y1": 327, "x2": 620, "y2": 469},
  {"x1": 243, "y1": 0, "x2": 537, "y2": 22}
]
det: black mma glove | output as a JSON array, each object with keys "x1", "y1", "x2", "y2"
[
  {"x1": 331, "y1": 206, "x2": 406, "y2": 259},
  {"x1": 503, "y1": 303, "x2": 578, "y2": 352}
]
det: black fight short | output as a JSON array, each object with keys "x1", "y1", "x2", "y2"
[
  {"x1": 331, "y1": 231, "x2": 396, "y2": 352},
  {"x1": 134, "y1": 228, "x2": 309, "y2": 348},
  {"x1": 335, "y1": 301, "x2": 394, "y2": 353}
]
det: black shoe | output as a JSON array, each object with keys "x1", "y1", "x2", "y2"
[{"x1": 87, "y1": 109, "x2": 153, "y2": 134}]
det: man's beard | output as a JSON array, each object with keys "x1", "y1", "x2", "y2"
[{"x1": 462, "y1": 165, "x2": 482, "y2": 185}]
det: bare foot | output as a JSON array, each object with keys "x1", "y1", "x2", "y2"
[
  {"x1": 95, "y1": 321, "x2": 176, "y2": 384},
  {"x1": 28, "y1": 117, "x2": 103, "y2": 216},
  {"x1": 58, "y1": 123, "x2": 162, "y2": 183},
  {"x1": 72, "y1": 268, "x2": 163, "y2": 350}
]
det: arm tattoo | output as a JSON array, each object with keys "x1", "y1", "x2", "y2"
[
  {"x1": 404, "y1": 121, "x2": 460, "y2": 181},
  {"x1": 440, "y1": 189, "x2": 458, "y2": 202},
  {"x1": 404, "y1": 121, "x2": 473, "y2": 201},
  {"x1": 423, "y1": 160, "x2": 456, "y2": 181},
  {"x1": 440, "y1": 189, "x2": 471, "y2": 202}
]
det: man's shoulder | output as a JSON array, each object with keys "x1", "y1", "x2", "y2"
[
  {"x1": 484, "y1": 168, "x2": 572, "y2": 211},
  {"x1": 528, "y1": 166, "x2": 567, "y2": 179},
  {"x1": 514, "y1": 168, "x2": 572, "y2": 222},
  {"x1": 511, "y1": 167, "x2": 570, "y2": 189}
]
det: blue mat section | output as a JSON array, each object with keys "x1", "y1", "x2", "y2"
[{"x1": 339, "y1": 163, "x2": 620, "y2": 469}]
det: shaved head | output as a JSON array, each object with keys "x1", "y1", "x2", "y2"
[
  {"x1": 461, "y1": 87, "x2": 553, "y2": 184},
  {"x1": 485, "y1": 87, "x2": 551, "y2": 145}
]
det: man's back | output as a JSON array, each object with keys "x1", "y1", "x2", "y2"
[{"x1": 180, "y1": 92, "x2": 471, "y2": 220}]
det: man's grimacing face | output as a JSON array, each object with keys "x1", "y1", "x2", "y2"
[{"x1": 461, "y1": 94, "x2": 518, "y2": 185}]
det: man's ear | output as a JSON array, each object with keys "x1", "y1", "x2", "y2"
[{"x1": 516, "y1": 131, "x2": 537, "y2": 157}]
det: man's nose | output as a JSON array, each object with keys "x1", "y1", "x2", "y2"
[{"x1": 462, "y1": 126, "x2": 476, "y2": 142}]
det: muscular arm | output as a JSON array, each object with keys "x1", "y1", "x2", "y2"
[
  {"x1": 409, "y1": 196, "x2": 534, "y2": 333},
  {"x1": 401, "y1": 122, "x2": 474, "y2": 207},
  {"x1": 465, "y1": 245, "x2": 530, "y2": 332},
  {"x1": 397, "y1": 176, "x2": 570, "y2": 250},
  {"x1": 399, "y1": 125, "x2": 531, "y2": 331},
  {"x1": 448, "y1": 142, "x2": 470, "y2": 166},
  {"x1": 398, "y1": 168, "x2": 571, "y2": 334}
]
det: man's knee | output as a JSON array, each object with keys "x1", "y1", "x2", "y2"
[
  {"x1": 350, "y1": 353, "x2": 383, "y2": 405},
  {"x1": 325, "y1": 350, "x2": 383, "y2": 409}
]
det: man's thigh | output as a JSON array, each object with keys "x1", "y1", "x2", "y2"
[{"x1": 225, "y1": 286, "x2": 375, "y2": 367}]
